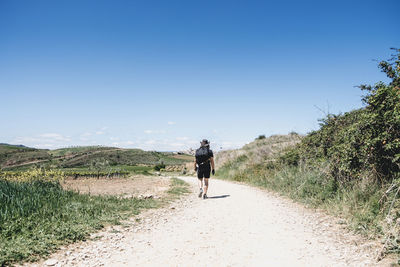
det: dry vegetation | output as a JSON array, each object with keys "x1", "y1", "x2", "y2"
[{"x1": 215, "y1": 133, "x2": 302, "y2": 172}]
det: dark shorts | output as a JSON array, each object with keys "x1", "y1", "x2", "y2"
[{"x1": 197, "y1": 164, "x2": 211, "y2": 179}]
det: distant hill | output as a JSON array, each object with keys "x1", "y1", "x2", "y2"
[
  {"x1": 0, "y1": 143, "x2": 28, "y2": 148},
  {"x1": 0, "y1": 144, "x2": 192, "y2": 170}
]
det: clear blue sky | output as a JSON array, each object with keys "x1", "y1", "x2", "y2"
[{"x1": 0, "y1": 0, "x2": 399, "y2": 151}]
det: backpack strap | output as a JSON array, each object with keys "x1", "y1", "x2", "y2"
[{"x1": 198, "y1": 159, "x2": 210, "y2": 166}]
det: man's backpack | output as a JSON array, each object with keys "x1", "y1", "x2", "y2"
[{"x1": 195, "y1": 146, "x2": 212, "y2": 165}]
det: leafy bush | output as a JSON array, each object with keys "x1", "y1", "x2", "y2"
[
  {"x1": 294, "y1": 48, "x2": 400, "y2": 184},
  {"x1": 154, "y1": 162, "x2": 166, "y2": 171},
  {"x1": 279, "y1": 147, "x2": 300, "y2": 166}
]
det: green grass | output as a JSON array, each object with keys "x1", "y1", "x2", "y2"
[
  {"x1": 167, "y1": 178, "x2": 190, "y2": 195},
  {"x1": 118, "y1": 165, "x2": 152, "y2": 172},
  {"x1": 0, "y1": 177, "x2": 189, "y2": 266}
]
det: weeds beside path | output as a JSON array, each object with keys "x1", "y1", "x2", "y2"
[{"x1": 0, "y1": 176, "x2": 189, "y2": 266}]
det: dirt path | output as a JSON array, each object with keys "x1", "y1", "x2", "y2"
[{"x1": 33, "y1": 176, "x2": 395, "y2": 267}]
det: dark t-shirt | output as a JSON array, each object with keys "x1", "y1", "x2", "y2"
[{"x1": 195, "y1": 147, "x2": 214, "y2": 166}]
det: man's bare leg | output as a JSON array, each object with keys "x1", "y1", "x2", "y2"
[
  {"x1": 198, "y1": 178, "x2": 203, "y2": 197},
  {"x1": 203, "y1": 178, "x2": 209, "y2": 196}
]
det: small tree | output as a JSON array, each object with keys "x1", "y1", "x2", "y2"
[
  {"x1": 154, "y1": 161, "x2": 166, "y2": 171},
  {"x1": 256, "y1": 135, "x2": 266, "y2": 140},
  {"x1": 89, "y1": 158, "x2": 110, "y2": 178}
]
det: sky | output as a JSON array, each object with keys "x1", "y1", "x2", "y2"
[{"x1": 0, "y1": 0, "x2": 399, "y2": 151}]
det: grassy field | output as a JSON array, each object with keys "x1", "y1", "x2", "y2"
[{"x1": 0, "y1": 171, "x2": 189, "y2": 266}]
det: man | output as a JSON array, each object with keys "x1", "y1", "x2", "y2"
[{"x1": 194, "y1": 139, "x2": 215, "y2": 199}]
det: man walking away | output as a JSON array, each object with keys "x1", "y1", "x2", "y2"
[{"x1": 194, "y1": 139, "x2": 215, "y2": 199}]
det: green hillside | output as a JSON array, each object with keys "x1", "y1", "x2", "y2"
[
  {"x1": 0, "y1": 144, "x2": 191, "y2": 170},
  {"x1": 0, "y1": 144, "x2": 51, "y2": 168}
]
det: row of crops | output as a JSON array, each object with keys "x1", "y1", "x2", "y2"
[
  {"x1": 0, "y1": 168, "x2": 131, "y2": 181},
  {"x1": 0, "y1": 168, "x2": 65, "y2": 182},
  {"x1": 63, "y1": 169, "x2": 130, "y2": 178}
]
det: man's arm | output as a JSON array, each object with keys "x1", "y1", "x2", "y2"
[
  {"x1": 194, "y1": 159, "x2": 197, "y2": 171},
  {"x1": 210, "y1": 157, "x2": 215, "y2": 173}
]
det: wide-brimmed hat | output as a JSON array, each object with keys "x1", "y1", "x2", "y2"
[{"x1": 200, "y1": 139, "x2": 209, "y2": 146}]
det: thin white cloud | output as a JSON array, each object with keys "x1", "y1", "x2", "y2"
[
  {"x1": 130, "y1": 137, "x2": 200, "y2": 151},
  {"x1": 13, "y1": 137, "x2": 39, "y2": 143},
  {"x1": 94, "y1": 127, "x2": 108, "y2": 135},
  {"x1": 170, "y1": 142, "x2": 185, "y2": 147},
  {"x1": 80, "y1": 132, "x2": 92, "y2": 141},
  {"x1": 40, "y1": 133, "x2": 59, "y2": 138},
  {"x1": 144, "y1": 130, "x2": 166, "y2": 134},
  {"x1": 109, "y1": 140, "x2": 135, "y2": 147},
  {"x1": 40, "y1": 133, "x2": 70, "y2": 142},
  {"x1": 167, "y1": 121, "x2": 176, "y2": 125},
  {"x1": 12, "y1": 133, "x2": 72, "y2": 149},
  {"x1": 35, "y1": 143, "x2": 57, "y2": 149}
]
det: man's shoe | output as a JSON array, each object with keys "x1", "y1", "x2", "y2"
[
  {"x1": 203, "y1": 194, "x2": 207, "y2": 199},
  {"x1": 198, "y1": 188, "x2": 203, "y2": 198}
]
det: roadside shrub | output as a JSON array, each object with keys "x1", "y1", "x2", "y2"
[
  {"x1": 278, "y1": 147, "x2": 300, "y2": 166},
  {"x1": 154, "y1": 162, "x2": 166, "y2": 171},
  {"x1": 296, "y1": 48, "x2": 400, "y2": 184}
]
